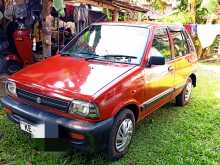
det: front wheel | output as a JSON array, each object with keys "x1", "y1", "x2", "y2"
[
  {"x1": 176, "y1": 77, "x2": 193, "y2": 106},
  {"x1": 107, "y1": 109, "x2": 135, "y2": 160}
]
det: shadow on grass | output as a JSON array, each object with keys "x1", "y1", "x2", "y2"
[
  {"x1": 0, "y1": 101, "x2": 177, "y2": 165},
  {"x1": 41, "y1": 102, "x2": 181, "y2": 165}
]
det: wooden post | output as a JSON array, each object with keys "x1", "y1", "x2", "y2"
[
  {"x1": 189, "y1": 0, "x2": 196, "y2": 23},
  {"x1": 137, "y1": 12, "x2": 142, "y2": 21},
  {"x1": 42, "y1": 0, "x2": 52, "y2": 59},
  {"x1": 112, "y1": 10, "x2": 119, "y2": 22}
]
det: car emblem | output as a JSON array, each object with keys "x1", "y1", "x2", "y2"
[{"x1": 36, "y1": 97, "x2": 42, "y2": 104}]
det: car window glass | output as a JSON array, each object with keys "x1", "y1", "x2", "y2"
[
  {"x1": 171, "y1": 31, "x2": 189, "y2": 57},
  {"x1": 63, "y1": 25, "x2": 149, "y2": 64},
  {"x1": 151, "y1": 28, "x2": 171, "y2": 61}
]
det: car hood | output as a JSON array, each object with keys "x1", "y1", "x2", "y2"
[{"x1": 11, "y1": 55, "x2": 135, "y2": 98}]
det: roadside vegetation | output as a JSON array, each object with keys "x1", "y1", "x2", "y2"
[{"x1": 0, "y1": 64, "x2": 220, "y2": 165}]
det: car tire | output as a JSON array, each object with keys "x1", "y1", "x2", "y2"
[
  {"x1": 176, "y1": 77, "x2": 193, "y2": 106},
  {"x1": 107, "y1": 109, "x2": 135, "y2": 161}
]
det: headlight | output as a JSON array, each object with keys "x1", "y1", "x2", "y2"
[
  {"x1": 69, "y1": 100, "x2": 99, "y2": 118},
  {"x1": 5, "y1": 81, "x2": 17, "y2": 96}
]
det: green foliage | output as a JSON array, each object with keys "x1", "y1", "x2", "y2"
[
  {"x1": 151, "y1": 0, "x2": 167, "y2": 11},
  {"x1": 103, "y1": 9, "x2": 112, "y2": 21},
  {"x1": 178, "y1": 0, "x2": 188, "y2": 11},
  {"x1": 176, "y1": 0, "x2": 212, "y2": 23},
  {"x1": 196, "y1": 0, "x2": 203, "y2": 8},
  {"x1": 159, "y1": 11, "x2": 194, "y2": 24},
  {"x1": 206, "y1": 0, "x2": 218, "y2": 13},
  {"x1": 195, "y1": 8, "x2": 209, "y2": 24}
]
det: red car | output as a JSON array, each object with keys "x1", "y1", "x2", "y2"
[{"x1": 1, "y1": 23, "x2": 197, "y2": 160}]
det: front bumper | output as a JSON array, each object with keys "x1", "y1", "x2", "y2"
[{"x1": 0, "y1": 96, "x2": 114, "y2": 152}]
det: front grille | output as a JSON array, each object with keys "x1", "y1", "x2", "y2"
[{"x1": 16, "y1": 88, "x2": 70, "y2": 112}]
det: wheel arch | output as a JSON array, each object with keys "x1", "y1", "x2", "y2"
[
  {"x1": 113, "y1": 102, "x2": 140, "y2": 122},
  {"x1": 189, "y1": 73, "x2": 197, "y2": 87}
]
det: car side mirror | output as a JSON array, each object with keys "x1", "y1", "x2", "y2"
[{"x1": 148, "y1": 56, "x2": 165, "y2": 66}]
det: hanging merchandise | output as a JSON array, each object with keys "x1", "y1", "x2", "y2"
[
  {"x1": 0, "y1": 0, "x2": 4, "y2": 12},
  {"x1": 15, "y1": 0, "x2": 25, "y2": 5},
  {"x1": 53, "y1": 0, "x2": 65, "y2": 17},
  {"x1": 73, "y1": 4, "x2": 89, "y2": 33},
  {"x1": 89, "y1": 10, "x2": 107, "y2": 24},
  {"x1": 4, "y1": 1, "x2": 13, "y2": 21},
  {"x1": 27, "y1": 0, "x2": 42, "y2": 19},
  {"x1": 184, "y1": 24, "x2": 191, "y2": 34},
  {"x1": 191, "y1": 24, "x2": 197, "y2": 36},
  {"x1": 0, "y1": 11, "x2": 9, "y2": 52},
  {"x1": 14, "y1": 3, "x2": 27, "y2": 18},
  {"x1": 183, "y1": 24, "x2": 197, "y2": 37},
  {"x1": 65, "y1": 4, "x2": 74, "y2": 21},
  {"x1": 0, "y1": 10, "x2": 2, "y2": 20},
  {"x1": 65, "y1": 22, "x2": 75, "y2": 34}
]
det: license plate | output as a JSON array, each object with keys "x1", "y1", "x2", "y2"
[
  {"x1": 20, "y1": 121, "x2": 45, "y2": 138},
  {"x1": 20, "y1": 121, "x2": 33, "y2": 134}
]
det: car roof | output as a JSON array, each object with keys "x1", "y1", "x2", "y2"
[
  {"x1": 93, "y1": 22, "x2": 153, "y2": 28},
  {"x1": 92, "y1": 22, "x2": 185, "y2": 31}
]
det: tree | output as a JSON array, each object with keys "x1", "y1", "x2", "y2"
[
  {"x1": 189, "y1": 0, "x2": 196, "y2": 23},
  {"x1": 151, "y1": 0, "x2": 168, "y2": 13}
]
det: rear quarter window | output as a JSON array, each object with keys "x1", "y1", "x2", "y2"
[{"x1": 170, "y1": 31, "x2": 190, "y2": 57}]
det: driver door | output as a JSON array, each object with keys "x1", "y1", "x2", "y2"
[{"x1": 141, "y1": 27, "x2": 175, "y2": 117}]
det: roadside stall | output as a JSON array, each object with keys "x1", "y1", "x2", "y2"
[{"x1": 0, "y1": 0, "x2": 149, "y2": 75}]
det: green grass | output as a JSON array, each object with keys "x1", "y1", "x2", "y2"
[
  {"x1": 0, "y1": 64, "x2": 220, "y2": 165},
  {"x1": 200, "y1": 62, "x2": 220, "y2": 67}
]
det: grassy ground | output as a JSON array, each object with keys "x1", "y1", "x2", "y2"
[
  {"x1": 200, "y1": 62, "x2": 220, "y2": 67},
  {"x1": 0, "y1": 64, "x2": 220, "y2": 165}
]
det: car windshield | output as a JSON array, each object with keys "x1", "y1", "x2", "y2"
[{"x1": 61, "y1": 25, "x2": 149, "y2": 64}]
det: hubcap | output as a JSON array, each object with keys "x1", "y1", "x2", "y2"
[
  {"x1": 185, "y1": 81, "x2": 192, "y2": 102},
  {"x1": 115, "y1": 118, "x2": 133, "y2": 152}
]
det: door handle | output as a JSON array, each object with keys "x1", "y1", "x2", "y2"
[{"x1": 168, "y1": 66, "x2": 174, "y2": 72}]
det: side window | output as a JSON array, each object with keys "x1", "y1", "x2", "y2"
[
  {"x1": 151, "y1": 28, "x2": 172, "y2": 61},
  {"x1": 171, "y1": 31, "x2": 189, "y2": 57}
]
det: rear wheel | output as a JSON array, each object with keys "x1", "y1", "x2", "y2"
[
  {"x1": 176, "y1": 77, "x2": 193, "y2": 106},
  {"x1": 107, "y1": 109, "x2": 135, "y2": 160}
]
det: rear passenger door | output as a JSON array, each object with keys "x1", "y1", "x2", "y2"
[{"x1": 169, "y1": 29, "x2": 194, "y2": 95}]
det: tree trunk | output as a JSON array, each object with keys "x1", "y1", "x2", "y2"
[
  {"x1": 42, "y1": 0, "x2": 52, "y2": 59},
  {"x1": 189, "y1": 0, "x2": 196, "y2": 23}
]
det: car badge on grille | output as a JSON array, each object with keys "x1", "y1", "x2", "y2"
[{"x1": 36, "y1": 97, "x2": 42, "y2": 104}]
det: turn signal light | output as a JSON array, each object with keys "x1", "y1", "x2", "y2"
[{"x1": 69, "y1": 132, "x2": 85, "y2": 140}]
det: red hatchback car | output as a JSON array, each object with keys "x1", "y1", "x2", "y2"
[{"x1": 1, "y1": 23, "x2": 197, "y2": 160}]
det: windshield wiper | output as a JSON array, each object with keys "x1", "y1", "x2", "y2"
[
  {"x1": 102, "y1": 55, "x2": 137, "y2": 59},
  {"x1": 60, "y1": 51, "x2": 97, "y2": 59},
  {"x1": 60, "y1": 52, "x2": 72, "y2": 56},
  {"x1": 85, "y1": 54, "x2": 137, "y2": 61},
  {"x1": 85, "y1": 54, "x2": 102, "y2": 60}
]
